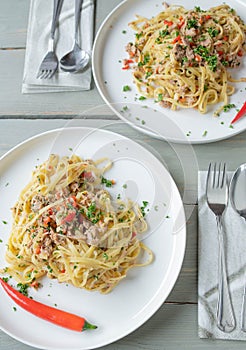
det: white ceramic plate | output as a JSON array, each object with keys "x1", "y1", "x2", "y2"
[
  {"x1": 0, "y1": 127, "x2": 186, "y2": 350},
  {"x1": 92, "y1": 0, "x2": 246, "y2": 144}
]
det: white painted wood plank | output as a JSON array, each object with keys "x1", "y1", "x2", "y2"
[
  {"x1": 0, "y1": 0, "x2": 29, "y2": 48},
  {"x1": 0, "y1": 50, "x2": 112, "y2": 116},
  {"x1": 0, "y1": 0, "x2": 122, "y2": 49}
]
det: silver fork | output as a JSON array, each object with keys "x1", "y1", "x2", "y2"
[
  {"x1": 36, "y1": 0, "x2": 63, "y2": 79},
  {"x1": 206, "y1": 162, "x2": 236, "y2": 332}
]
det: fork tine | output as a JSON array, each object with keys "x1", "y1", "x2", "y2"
[
  {"x1": 39, "y1": 70, "x2": 47, "y2": 79},
  {"x1": 206, "y1": 162, "x2": 212, "y2": 191},
  {"x1": 213, "y1": 163, "x2": 217, "y2": 188},
  {"x1": 221, "y1": 163, "x2": 226, "y2": 188},
  {"x1": 43, "y1": 71, "x2": 51, "y2": 79},
  {"x1": 48, "y1": 70, "x2": 55, "y2": 79},
  {"x1": 217, "y1": 163, "x2": 221, "y2": 188},
  {"x1": 36, "y1": 70, "x2": 43, "y2": 79}
]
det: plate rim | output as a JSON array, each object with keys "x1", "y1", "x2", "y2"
[{"x1": 0, "y1": 126, "x2": 186, "y2": 349}]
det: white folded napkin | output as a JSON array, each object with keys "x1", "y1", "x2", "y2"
[
  {"x1": 22, "y1": 0, "x2": 94, "y2": 93},
  {"x1": 198, "y1": 171, "x2": 246, "y2": 340}
]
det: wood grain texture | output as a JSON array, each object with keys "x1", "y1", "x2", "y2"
[{"x1": 0, "y1": 0, "x2": 28, "y2": 48}]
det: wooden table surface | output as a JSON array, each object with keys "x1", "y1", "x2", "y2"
[{"x1": 1, "y1": 1, "x2": 246, "y2": 349}]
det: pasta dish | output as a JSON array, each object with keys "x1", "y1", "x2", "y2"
[
  {"x1": 124, "y1": 4, "x2": 246, "y2": 114},
  {"x1": 2, "y1": 154, "x2": 153, "y2": 294}
]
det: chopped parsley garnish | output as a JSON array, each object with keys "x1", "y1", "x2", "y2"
[
  {"x1": 193, "y1": 46, "x2": 218, "y2": 71},
  {"x1": 221, "y1": 60, "x2": 229, "y2": 67},
  {"x1": 138, "y1": 53, "x2": 150, "y2": 66},
  {"x1": 187, "y1": 18, "x2": 198, "y2": 29},
  {"x1": 17, "y1": 283, "x2": 29, "y2": 296},
  {"x1": 101, "y1": 177, "x2": 114, "y2": 187},
  {"x1": 122, "y1": 30, "x2": 127, "y2": 34},
  {"x1": 206, "y1": 55, "x2": 218, "y2": 72},
  {"x1": 207, "y1": 27, "x2": 219, "y2": 37},
  {"x1": 140, "y1": 201, "x2": 149, "y2": 217},
  {"x1": 223, "y1": 104, "x2": 236, "y2": 112},
  {"x1": 195, "y1": 6, "x2": 205, "y2": 12},
  {"x1": 47, "y1": 265, "x2": 53, "y2": 273},
  {"x1": 186, "y1": 35, "x2": 193, "y2": 42},
  {"x1": 123, "y1": 85, "x2": 131, "y2": 92},
  {"x1": 145, "y1": 71, "x2": 153, "y2": 79},
  {"x1": 158, "y1": 93, "x2": 163, "y2": 101},
  {"x1": 182, "y1": 57, "x2": 188, "y2": 64},
  {"x1": 159, "y1": 29, "x2": 169, "y2": 37},
  {"x1": 103, "y1": 253, "x2": 108, "y2": 260},
  {"x1": 202, "y1": 130, "x2": 208, "y2": 137},
  {"x1": 135, "y1": 31, "x2": 143, "y2": 40},
  {"x1": 86, "y1": 203, "x2": 96, "y2": 219},
  {"x1": 139, "y1": 96, "x2": 146, "y2": 100},
  {"x1": 2, "y1": 220, "x2": 7, "y2": 225}
]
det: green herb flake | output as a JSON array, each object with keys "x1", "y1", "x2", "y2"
[
  {"x1": 13, "y1": 307, "x2": 17, "y2": 312},
  {"x1": 103, "y1": 253, "x2": 108, "y2": 260},
  {"x1": 2, "y1": 220, "x2": 7, "y2": 225},
  {"x1": 202, "y1": 130, "x2": 208, "y2": 137},
  {"x1": 135, "y1": 31, "x2": 143, "y2": 40},
  {"x1": 140, "y1": 201, "x2": 149, "y2": 217},
  {"x1": 123, "y1": 85, "x2": 131, "y2": 92},
  {"x1": 187, "y1": 18, "x2": 198, "y2": 29},
  {"x1": 207, "y1": 27, "x2": 219, "y2": 38},
  {"x1": 17, "y1": 283, "x2": 29, "y2": 296},
  {"x1": 223, "y1": 104, "x2": 236, "y2": 112},
  {"x1": 101, "y1": 177, "x2": 114, "y2": 187},
  {"x1": 139, "y1": 96, "x2": 146, "y2": 101}
]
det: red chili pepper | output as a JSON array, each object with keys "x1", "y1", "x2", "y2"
[
  {"x1": 172, "y1": 35, "x2": 182, "y2": 44},
  {"x1": 205, "y1": 15, "x2": 211, "y2": 20},
  {"x1": 0, "y1": 278, "x2": 97, "y2": 332},
  {"x1": 122, "y1": 65, "x2": 130, "y2": 70},
  {"x1": 43, "y1": 216, "x2": 51, "y2": 225},
  {"x1": 81, "y1": 171, "x2": 93, "y2": 179},
  {"x1": 231, "y1": 101, "x2": 246, "y2": 124},
  {"x1": 164, "y1": 20, "x2": 173, "y2": 27},
  {"x1": 61, "y1": 211, "x2": 76, "y2": 224},
  {"x1": 125, "y1": 59, "x2": 134, "y2": 64},
  {"x1": 237, "y1": 50, "x2": 244, "y2": 57}
]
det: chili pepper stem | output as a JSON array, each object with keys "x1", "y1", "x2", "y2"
[{"x1": 83, "y1": 320, "x2": 98, "y2": 330}]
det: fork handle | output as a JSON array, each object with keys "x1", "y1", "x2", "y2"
[
  {"x1": 50, "y1": 0, "x2": 63, "y2": 40},
  {"x1": 241, "y1": 276, "x2": 246, "y2": 332},
  {"x1": 216, "y1": 215, "x2": 236, "y2": 332}
]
